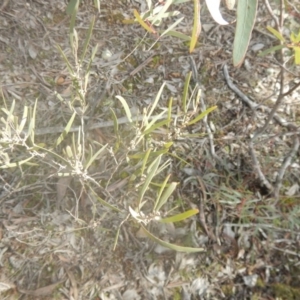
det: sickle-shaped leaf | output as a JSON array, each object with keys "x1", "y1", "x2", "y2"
[
  {"x1": 159, "y1": 208, "x2": 199, "y2": 223},
  {"x1": 267, "y1": 26, "x2": 285, "y2": 42},
  {"x1": 134, "y1": 9, "x2": 156, "y2": 34},
  {"x1": 233, "y1": 0, "x2": 258, "y2": 67},
  {"x1": 205, "y1": 0, "x2": 229, "y2": 25},
  {"x1": 190, "y1": 0, "x2": 201, "y2": 53}
]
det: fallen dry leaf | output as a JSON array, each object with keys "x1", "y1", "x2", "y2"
[{"x1": 18, "y1": 280, "x2": 65, "y2": 297}]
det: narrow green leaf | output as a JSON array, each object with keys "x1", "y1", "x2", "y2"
[
  {"x1": 116, "y1": 95, "x2": 133, "y2": 123},
  {"x1": 18, "y1": 105, "x2": 28, "y2": 133},
  {"x1": 28, "y1": 98, "x2": 38, "y2": 143},
  {"x1": 293, "y1": 46, "x2": 300, "y2": 64},
  {"x1": 148, "y1": 148, "x2": 169, "y2": 156},
  {"x1": 156, "y1": 158, "x2": 171, "y2": 175},
  {"x1": 89, "y1": 185, "x2": 121, "y2": 212},
  {"x1": 164, "y1": 141, "x2": 173, "y2": 149},
  {"x1": 190, "y1": 0, "x2": 201, "y2": 53},
  {"x1": 161, "y1": 30, "x2": 191, "y2": 41},
  {"x1": 160, "y1": 208, "x2": 199, "y2": 223},
  {"x1": 161, "y1": 17, "x2": 184, "y2": 37},
  {"x1": 140, "y1": 224, "x2": 205, "y2": 252},
  {"x1": 56, "y1": 45, "x2": 75, "y2": 76},
  {"x1": 173, "y1": 0, "x2": 191, "y2": 3},
  {"x1": 55, "y1": 112, "x2": 77, "y2": 147},
  {"x1": 153, "y1": 174, "x2": 171, "y2": 212},
  {"x1": 0, "y1": 156, "x2": 34, "y2": 169},
  {"x1": 257, "y1": 44, "x2": 285, "y2": 57},
  {"x1": 187, "y1": 105, "x2": 217, "y2": 126},
  {"x1": 167, "y1": 97, "x2": 173, "y2": 127},
  {"x1": 146, "y1": 11, "x2": 180, "y2": 24},
  {"x1": 152, "y1": 0, "x2": 173, "y2": 25},
  {"x1": 80, "y1": 16, "x2": 95, "y2": 63},
  {"x1": 143, "y1": 120, "x2": 169, "y2": 135},
  {"x1": 139, "y1": 155, "x2": 162, "y2": 203},
  {"x1": 182, "y1": 72, "x2": 192, "y2": 113},
  {"x1": 113, "y1": 225, "x2": 121, "y2": 251},
  {"x1": 85, "y1": 43, "x2": 98, "y2": 74},
  {"x1": 94, "y1": 0, "x2": 100, "y2": 12},
  {"x1": 33, "y1": 144, "x2": 69, "y2": 165},
  {"x1": 69, "y1": 27, "x2": 78, "y2": 52},
  {"x1": 233, "y1": 0, "x2": 258, "y2": 67},
  {"x1": 267, "y1": 26, "x2": 285, "y2": 42},
  {"x1": 154, "y1": 181, "x2": 178, "y2": 212},
  {"x1": 141, "y1": 149, "x2": 152, "y2": 176},
  {"x1": 134, "y1": 9, "x2": 156, "y2": 34},
  {"x1": 144, "y1": 109, "x2": 167, "y2": 132},
  {"x1": 8, "y1": 100, "x2": 15, "y2": 121},
  {"x1": 297, "y1": 31, "x2": 300, "y2": 43},
  {"x1": 110, "y1": 108, "x2": 119, "y2": 135},
  {"x1": 66, "y1": 0, "x2": 80, "y2": 15},
  {"x1": 148, "y1": 82, "x2": 166, "y2": 118},
  {"x1": 65, "y1": 145, "x2": 73, "y2": 159},
  {"x1": 84, "y1": 144, "x2": 108, "y2": 171}
]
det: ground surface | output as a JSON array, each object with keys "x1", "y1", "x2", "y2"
[{"x1": 0, "y1": 0, "x2": 300, "y2": 299}]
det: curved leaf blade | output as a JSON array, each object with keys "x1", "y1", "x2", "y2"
[
  {"x1": 190, "y1": 0, "x2": 201, "y2": 53},
  {"x1": 233, "y1": 0, "x2": 258, "y2": 67},
  {"x1": 159, "y1": 208, "x2": 199, "y2": 223},
  {"x1": 187, "y1": 105, "x2": 217, "y2": 126},
  {"x1": 205, "y1": 0, "x2": 229, "y2": 25},
  {"x1": 267, "y1": 26, "x2": 285, "y2": 42},
  {"x1": 134, "y1": 9, "x2": 156, "y2": 34}
]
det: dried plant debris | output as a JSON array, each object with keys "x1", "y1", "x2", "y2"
[{"x1": 0, "y1": 0, "x2": 300, "y2": 299}]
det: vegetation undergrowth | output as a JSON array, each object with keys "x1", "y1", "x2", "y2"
[{"x1": 0, "y1": 0, "x2": 300, "y2": 298}]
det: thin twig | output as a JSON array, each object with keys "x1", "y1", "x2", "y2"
[
  {"x1": 22, "y1": 113, "x2": 176, "y2": 136},
  {"x1": 223, "y1": 64, "x2": 299, "y2": 195},
  {"x1": 249, "y1": 139, "x2": 274, "y2": 192},
  {"x1": 223, "y1": 65, "x2": 298, "y2": 134},
  {"x1": 129, "y1": 53, "x2": 155, "y2": 77},
  {"x1": 263, "y1": 0, "x2": 279, "y2": 29},
  {"x1": 196, "y1": 176, "x2": 212, "y2": 238},
  {"x1": 273, "y1": 136, "x2": 300, "y2": 199}
]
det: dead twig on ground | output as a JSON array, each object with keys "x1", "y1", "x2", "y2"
[
  {"x1": 21, "y1": 113, "x2": 176, "y2": 136},
  {"x1": 273, "y1": 136, "x2": 300, "y2": 200},
  {"x1": 223, "y1": 64, "x2": 298, "y2": 132}
]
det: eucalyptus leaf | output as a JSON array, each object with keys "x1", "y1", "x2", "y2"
[
  {"x1": 56, "y1": 112, "x2": 77, "y2": 147},
  {"x1": 80, "y1": 16, "x2": 95, "y2": 63},
  {"x1": 267, "y1": 26, "x2": 285, "y2": 42},
  {"x1": 148, "y1": 82, "x2": 166, "y2": 118},
  {"x1": 134, "y1": 9, "x2": 156, "y2": 34},
  {"x1": 233, "y1": 0, "x2": 258, "y2": 67},
  {"x1": 154, "y1": 181, "x2": 178, "y2": 212},
  {"x1": 187, "y1": 106, "x2": 217, "y2": 126},
  {"x1": 139, "y1": 155, "x2": 162, "y2": 204},
  {"x1": 116, "y1": 95, "x2": 133, "y2": 123},
  {"x1": 153, "y1": 174, "x2": 171, "y2": 212},
  {"x1": 84, "y1": 144, "x2": 108, "y2": 171},
  {"x1": 190, "y1": 0, "x2": 201, "y2": 53},
  {"x1": 182, "y1": 72, "x2": 192, "y2": 113},
  {"x1": 159, "y1": 208, "x2": 199, "y2": 223}
]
